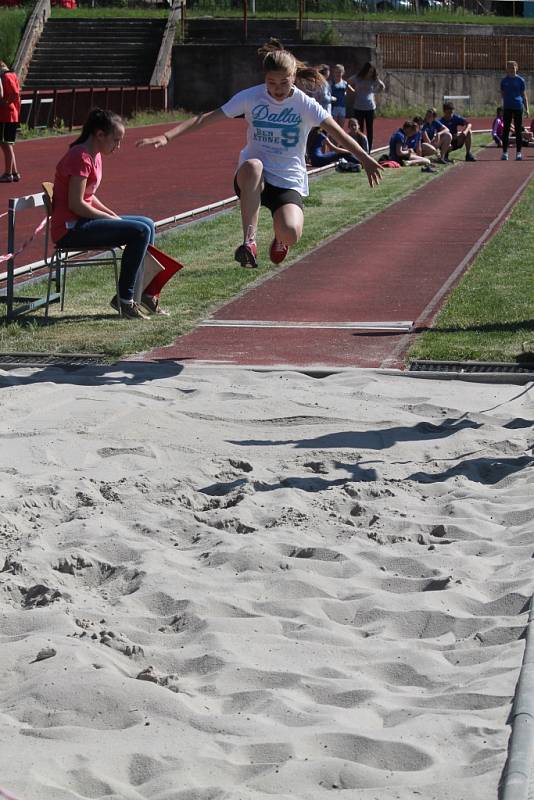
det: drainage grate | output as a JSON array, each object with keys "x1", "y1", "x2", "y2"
[
  {"x1": 0, "y1": 352, "x2": 110, "y2": 369},
  {"x1": 409, "y1": 360, "x2": 534, "y2": 374}
]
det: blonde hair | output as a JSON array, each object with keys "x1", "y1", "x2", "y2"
[{"x1": 258, "y1": 39, "x2": 324, "y2": 91}]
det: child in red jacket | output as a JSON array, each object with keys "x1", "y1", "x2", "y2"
[{"x1": 0, "y1": 61, "x2": 21, "y2": 182}]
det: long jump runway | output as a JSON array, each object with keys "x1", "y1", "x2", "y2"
[
  {"x1": 4, "y1": 117, "x2": 527, "y2": 371},
  {"x1": 141, "y1": 146, "x2": 533, "y2": 369}
]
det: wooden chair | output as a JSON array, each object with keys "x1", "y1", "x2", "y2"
[{"x1": 42, "y1": 182, "x2": 121, "y2": 320}]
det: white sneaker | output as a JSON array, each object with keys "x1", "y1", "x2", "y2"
[
  {"x1": 516, "y1": 152, "x2": 523, "y2": 161},
  {"x1": 501, "y1": 152, "x2": 509, "y2": 161}
]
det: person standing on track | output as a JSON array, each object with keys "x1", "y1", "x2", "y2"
[
  {"x1": 347, "y1": 62, "x2": 385, "y2": 153},
  {"x1": 500, "y1": 60, "x2": 529, "y2": 162},
  {"x1": 136, "y1": 40, "x2": 381, "y2": 269},
  {"x1": 0, "y1": 61, "x2": 21, "y2": 183}
]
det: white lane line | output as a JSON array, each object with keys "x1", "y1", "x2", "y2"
[{"x1": 199, "y1": 320, "x2": 414, "y2": 331}]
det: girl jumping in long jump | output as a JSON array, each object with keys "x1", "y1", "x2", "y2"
[{"x1": 137, "y1": 40, "x2": 382, "y2": 268}]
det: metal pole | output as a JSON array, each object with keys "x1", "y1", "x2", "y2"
[
  {"x1": 6, "y1": 200, "x2": 15, "y2": 320},
  {"x1": 243, "y1": 0, "x2": 248, "y2": 42},
  {"x1": 69, "y1": 88, "x2": 76, "y2": 131},
  {"x1": 299, "y1": 0, "x2": 304, "y2": 41}
]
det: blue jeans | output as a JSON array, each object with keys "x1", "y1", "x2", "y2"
[{"x1": 57, "y1": 215, "x2": 156, "y2": 302}]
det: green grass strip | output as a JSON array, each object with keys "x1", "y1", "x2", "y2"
[
  {"x1": 408, "y1": 175, "x2": 534, "y2": 365},
  {"x1": 49, "y1": 7, "x2": 534, "y2": 25}
]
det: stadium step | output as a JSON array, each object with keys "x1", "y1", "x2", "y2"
[{"x1": 23, "y1": 18, "x2": 167, "y2": 89}]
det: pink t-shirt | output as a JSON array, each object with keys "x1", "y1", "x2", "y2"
[
  {"x1": 51, "y1": 145, "x2": 102, "y2": 243},
  {"x1": 492, "y1": 116, "x2": 504, "y2": 138}
]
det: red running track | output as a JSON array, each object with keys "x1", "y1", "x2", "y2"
[
  {"x1": 140, "y1": 144, "x2": 533, "y2": 369},
  {"x1": 0, "y1": 117, "x2": 490, "y2": 268}
]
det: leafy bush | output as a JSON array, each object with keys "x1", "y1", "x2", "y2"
[{"x1": 0, "y1": 8, "x2": 28, "y2": 67}]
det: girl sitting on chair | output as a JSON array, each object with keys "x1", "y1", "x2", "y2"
[{"x1": 51, "y1": 108, "x2": 158, "y2": 319}]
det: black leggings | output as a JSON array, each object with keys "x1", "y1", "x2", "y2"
[
  {"x1": 502, "y1": 108, "x2": 524, "y2": 153},
  {"x1": 353, "y1": 109, "x2": 375, "y2": 152}
]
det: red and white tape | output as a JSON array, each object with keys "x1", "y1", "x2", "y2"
[
  {"x1": 0, "y1": 217, "x2": 47, "y2": 266},
  {"x1": 0, "y1": 788, "x2": 21, "y2": 800}
]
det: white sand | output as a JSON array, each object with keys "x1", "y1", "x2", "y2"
[{"x1": 0, "y1": 364, "x2": 532, "y2": 800}]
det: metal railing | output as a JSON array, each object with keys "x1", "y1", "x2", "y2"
[
  {"x1": 378, "y1": 32, "x2": 534, "y2": 71},
  {"x1": 20, "y1": 85, "x2": 167, "y2": 130}
]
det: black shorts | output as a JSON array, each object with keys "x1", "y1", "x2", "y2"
[
  {"x1": 0, "y1": 122, "x2": 18, "y2": 145},
  {"x1": 233, "y1": 176, "x2": 303, "y2": 215},
  {"x1": 450, "y1": 134, "x2": 463, "y2": 151}
]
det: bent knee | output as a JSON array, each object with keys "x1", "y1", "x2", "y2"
[
  {"x1": 239, "y1": 159, "x2": 264, "y2": 179},
  {"x1": 276, "y1": 225, "x2": 301, "y2": 246}
]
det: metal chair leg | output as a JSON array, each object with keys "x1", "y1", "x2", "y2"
[
  {"x1": 44, "y1": 251, "x2": 55, "y2": 321},
  {"x1": 113, "y1": 252, "x2": 121, "y2": 316},
  {"x1": 60, "y1": 252, "x2": 68, "y2": 311}
]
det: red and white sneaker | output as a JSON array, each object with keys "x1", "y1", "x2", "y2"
[
  {"x1": 269, "y1": 238, "x2": 289, "y2": 265},
  {"x1": 234, "y1": 241, "x2": 258, "y2": 269}
]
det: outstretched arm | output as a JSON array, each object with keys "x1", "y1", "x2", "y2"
[
  {"x1": 136, "y1": 108, "x2": 227, "y2": 149},
  {"x1": 322, "y1": 116, "x2": 382, "y2": 186}
]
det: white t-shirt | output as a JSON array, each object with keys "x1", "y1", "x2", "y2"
[{"x1": 221, "y1": 83, "x2": 329, "y2": 196}]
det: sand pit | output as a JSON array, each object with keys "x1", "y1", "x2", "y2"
[{"x1": 0, "y1": 364, "x2": 532, "y2": 800}]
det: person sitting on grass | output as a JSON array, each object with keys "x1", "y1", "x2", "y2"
[
  {"x1": 306, "y1": 125, "x2": 361, "y2": 171},
  {"x1": 421, "y1": 108, "x2": 452, "y2": 163},
  {"x1": 347, "y1": 117, "x2": 369, "y2": 154},
  {"x1": 388, "y1": 121, "x2": 433, "y2": 169},
  {"x1": 512, "y1": 120, "x2": 534, "y2": 148},
  {"x1": 492, "y1": 106, "x2": 504, "y2": 148},
  {"x1": 407, "y1": 116, "x2": 438, "y2": 162},
  {"x1": 439, "y1": 102, "x2": 476, "y2": 162}
]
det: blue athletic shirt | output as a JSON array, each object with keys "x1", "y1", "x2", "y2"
[
  {"x1": 389, "y1": 128, "x2": 407, "y2": 161},
  {"x1": 439, "y1": 113, "x2": 466, "y2": 136},
  {"x1": 407, "y1": 131, "x2": 422, "y2": 151},
  {"x1": 221, "y1": 83, "x2": 328, "y2": 196},
  {"x1": 500, "y1": 74, "x2": 526, "y2": 111},
  {"x1": 422, "y1": 119, "x2": 446, "y2": 139},
  {"x1": 330, "y1": 80, "x2": 348, "y2": 111}
]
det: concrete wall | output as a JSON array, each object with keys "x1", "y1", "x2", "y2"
[
  {"x1": 172, "y1": 44, "x2": 374, "y2": 111},
  {"x1": 382, "y1": 68, "x2": 534, "y2": 110},
  {"x1": 184, "y1": 18, "x2": 534, "y2": 48}
]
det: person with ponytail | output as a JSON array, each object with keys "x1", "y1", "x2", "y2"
[
  {"x1": 51, "y1": 108, "x2": 159, "y2": 319},
  {"x1": 137, "y1": 40, "x2": 381, "y2": 269}
]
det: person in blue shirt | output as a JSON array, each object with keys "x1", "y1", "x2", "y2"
[
  {"x1": 500, "y1": 60, "x2": 529, "y2": 161},
  {"x1": 440, "y1": 102, "x2": 476, "y2": 162},
  {"x1": 407, "y1": 119, "x2": 423, "y2": 155},
  {"x1": 388, "y1": 121, "x2": 432, "y2": 169},
  {"x1": 422, "y1": 107, "x2": 452, "y2": 163},
  {"x1": 306, "y1": 125, "x2": 361, "y2": 170},
  {"x1": 330, "y1": 64, "x2": 354, "y2": 129}
]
